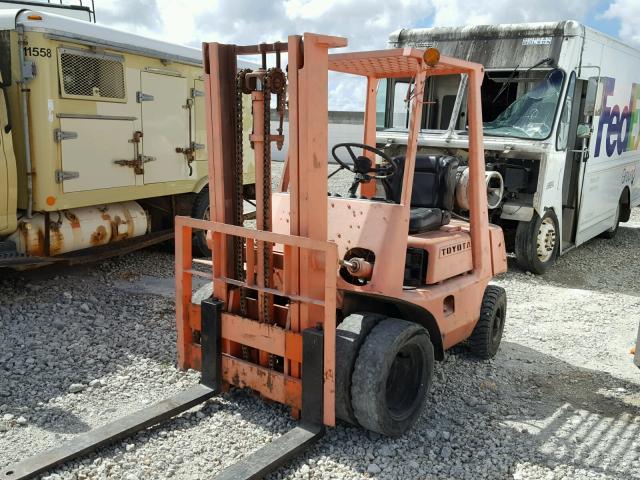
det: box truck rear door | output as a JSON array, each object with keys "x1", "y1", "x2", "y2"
[
  {"x1": 139, "y1": 71, "x2": 190, "y2": 184},
  {"x1": 59, "y1": 117, "x2": 137, "y2": 193}
]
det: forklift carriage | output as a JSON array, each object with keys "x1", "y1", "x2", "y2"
[{"x1": 3, "y1": 33, "x2": 507, "y2": 480}]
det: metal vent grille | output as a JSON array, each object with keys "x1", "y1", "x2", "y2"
[{"x1": 59, "y1": 48, "x2": 125, "y2": 101}]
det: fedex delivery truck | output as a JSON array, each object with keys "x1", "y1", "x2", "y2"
[{"x1": 377, "y1": 21, "x2": 640, "y2": 273}]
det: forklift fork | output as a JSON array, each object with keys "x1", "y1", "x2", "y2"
[{"x1": 0, "y1": 298, "x2": 326, "y2": 480}]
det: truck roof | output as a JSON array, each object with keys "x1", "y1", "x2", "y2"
[
  {"x1": 0, "y1": 8, "x2": 254, "y2": 68},
  {"x1": 390, "y1": 21, "x2": 640, "y2": 59}
]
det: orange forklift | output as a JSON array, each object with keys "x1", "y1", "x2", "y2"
[{"x1": 3, "y1": 33, "x2": 508, "y2": 480}]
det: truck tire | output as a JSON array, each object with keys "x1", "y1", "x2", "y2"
[
  {"x1": 335, "y1": 312, "x2": 386, "y2": 425},
  {"x1": 468, "y1": 285, "x2": 507, "y2": 359},
  {"x1": 350, "y1": 318, "x2": 434, "y2": 436},
  {"x1": 514, "y1": 210, "x2": 559, "y2": 274},
  {"x1": 192, "y1": 187, "x2": 211, "y2": 257},
  {"x1": 599, "y1": 199, "x2": 621, "y2": 239}
]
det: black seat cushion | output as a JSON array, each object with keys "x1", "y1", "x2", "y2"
[
  {"x1": 409, "y1": 208, "x2": 450, "y2": 234},
  {"x1": 383, "y1": 155, "x2": 459, "y2": 233}
]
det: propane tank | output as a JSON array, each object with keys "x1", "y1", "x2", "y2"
[
  {"x1": 454, "y1": 166, "x2": 504, "y2": 211},
  {"x1": 8, "y1": 201, "x2": 149, "y2": 256}
]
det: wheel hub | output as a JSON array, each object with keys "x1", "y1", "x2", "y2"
[{"x1": 536, "y1": 217, "x2": 556, "y2": 262}]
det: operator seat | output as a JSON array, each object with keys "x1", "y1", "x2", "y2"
[{"x1": 383, "y1": 155, "x2": 459, "y2": 233}]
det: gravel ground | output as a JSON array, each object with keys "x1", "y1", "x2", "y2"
[{"x1": 1, "y1": 162, "x2": 639, "y2": 479}]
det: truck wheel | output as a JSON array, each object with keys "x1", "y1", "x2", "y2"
[
  {"x1": 514, "y1": 210, "x2": 559, "y2": 274},
  {"x1": 335, "y1": 312, "x2": 386, "y2": 425},
  {"x1": 192, "y1": 187, "x2": 211, "y2": 257},
  {"x1": 599, "y1": 201, "x2": 620, "y2": 239},
  {"x1": 350, "y1": 318, "x2": 434, "y2": 436},
  {"x1": 468, "y1": 285, "x2": 507, "y2": 359}
]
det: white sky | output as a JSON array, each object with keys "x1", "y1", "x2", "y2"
[{"x1": 25, "y1": 1, "x2": 639, "y2": 110}]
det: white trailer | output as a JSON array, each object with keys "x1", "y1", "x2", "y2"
[{"x1": 377, "y1": 21, "x2": 640, "y2": 273}]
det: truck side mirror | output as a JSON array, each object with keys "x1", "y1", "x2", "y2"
[
  {"x1": 576, "y1": 123, "x2": 592, "y2": 139},
  {"x1": 583, "y1": 77, "x2": 599, "y2": 116}
]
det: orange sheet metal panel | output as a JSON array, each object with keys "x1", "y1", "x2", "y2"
[
  {"x1": 408, "y1": 230, "x2": 473, "y2": 284},
  {"x1": 221, "y1": 355, "x2": 301, "y2": 406},
  {"x1": 221, "y1": 312, "x2": 285, "y2": 357},
  {"x1": 489, "y1": 225, "x2": 508, "y2": 275},
  {"x1": 189, "y1": 303, "x2": 201, "y2": 332}
]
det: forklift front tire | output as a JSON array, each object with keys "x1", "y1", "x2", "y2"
[
  {"x1": 350, "y1": 318, "x2": 434, "y2": 437},
  {"x1": 469, "y1": 285, "x2": 507, "y2": 359},
  {"x1": 335, "y1": 312, "x2": 386, "y2": 425},
  {"x1": 514, "y1": 210, "x2": 559, "y2": 274}
]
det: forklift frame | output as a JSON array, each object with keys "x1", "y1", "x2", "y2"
[{"x1": 1, "y1": 33, "x2": 505, "y2": 480}]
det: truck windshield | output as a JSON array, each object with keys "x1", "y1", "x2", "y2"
[{"x1": 483, "y1": 69, "x2": 565, "y2": 140}]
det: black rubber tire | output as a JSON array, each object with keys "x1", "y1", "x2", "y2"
[
  {"x1": 350, "y1": 318, "x2": 434, "y2": 437},
  {"x1": 335, "y1": 312, "x2": 386, "y2": 425},
  {"x1": 192, "y1": 186, "x2": 211, "y2": 258},
  {"x1": 599, "y1": 201, "x2": 621, "y2": 239},
  {"x1": 469, "y1": 285, "x2": 507, "y2": 360},
  {"x1": 514, "y1": 210, "x2": 559, "y2": 274}
]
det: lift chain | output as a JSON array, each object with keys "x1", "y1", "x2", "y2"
[
  {"x1": 235, "y1": 69, "x2": 252, "y2": 315},
  {"x1": 261, "y1": 69, "x2": 274, "y2": 324},
  {"x1": 269, "y1": 68, "x2": 287, "y2": 150}
]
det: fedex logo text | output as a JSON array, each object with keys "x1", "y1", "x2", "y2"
[{"x1": 594, "y1": 77, "x2": 640, "y2": 158}]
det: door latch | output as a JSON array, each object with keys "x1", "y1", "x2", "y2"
[
  {"x1": 114, "y1": 155, "x2": 155, "y2": 175},
  {"x1": 114, "y1": 131, "x2": 155, "y2": 174},
  {"x1": 176, "y1": 141, "x2": 203, "y2": 176}
]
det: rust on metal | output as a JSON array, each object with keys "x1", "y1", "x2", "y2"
[{"x1": 91, "y1": 225, "x2": 108, "y2": 246}]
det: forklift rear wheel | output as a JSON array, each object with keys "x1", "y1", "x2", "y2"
[
  {"x1": 469, "y1": 285, "x2": 507, "y2": 359},
  {"x1": 514, "y1": 210, "x2": 559, "y2": 274},
  {"x1": 192, "y1": 186, "x2": 211, "y2": 258},
  {"x1": 599, "y1": 201, "x2": 620, "y2": 239},
  {"x1": 350, "y1": 318, "x2": 434, "y2": 436},
  {"x1": 335, "y1": 312, "x2": 386, "y2": 425}
]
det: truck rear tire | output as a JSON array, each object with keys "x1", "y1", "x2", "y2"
[
  {"x1": 192, "y1": 187, "x2": 211, "y2": 257},
  {"x1": 335, "y1": 312, "x2": 386, "y2": 425},
  {"x1": 350, "y1": 318, "x2": 434, "y2": 436},
  {"x1": 468, "y1": 285, "x2": 507, "y2": 359},
  {"x1": 515, "y1": 210, "x2": 559, "y2": 274}
]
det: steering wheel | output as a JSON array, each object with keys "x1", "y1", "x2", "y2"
[{"x1": 331, "y1": 143, "x2": 396, "y2": 179}]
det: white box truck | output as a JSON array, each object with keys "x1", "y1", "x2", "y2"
[
  {"x1": 0, "y1": 4, "x2": 255, "y2": 267},
  {"x1": 377, "y1": 21, "x2": 640, "y2": 273}
]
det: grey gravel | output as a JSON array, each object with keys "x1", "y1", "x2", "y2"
[
  {"x1": 68, "y1": 384, "x2": 86, "y2": 394},
  {"x1": 0, "y1": 161, "x2": 639, "y2": 479}
]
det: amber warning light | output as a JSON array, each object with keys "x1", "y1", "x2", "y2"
[
  {"x1": 27, "y1": 15, "x2": 43, "y2": 20},
  {"x1": 423, "y1": 48, "x2": 440, "y2": 67}
]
